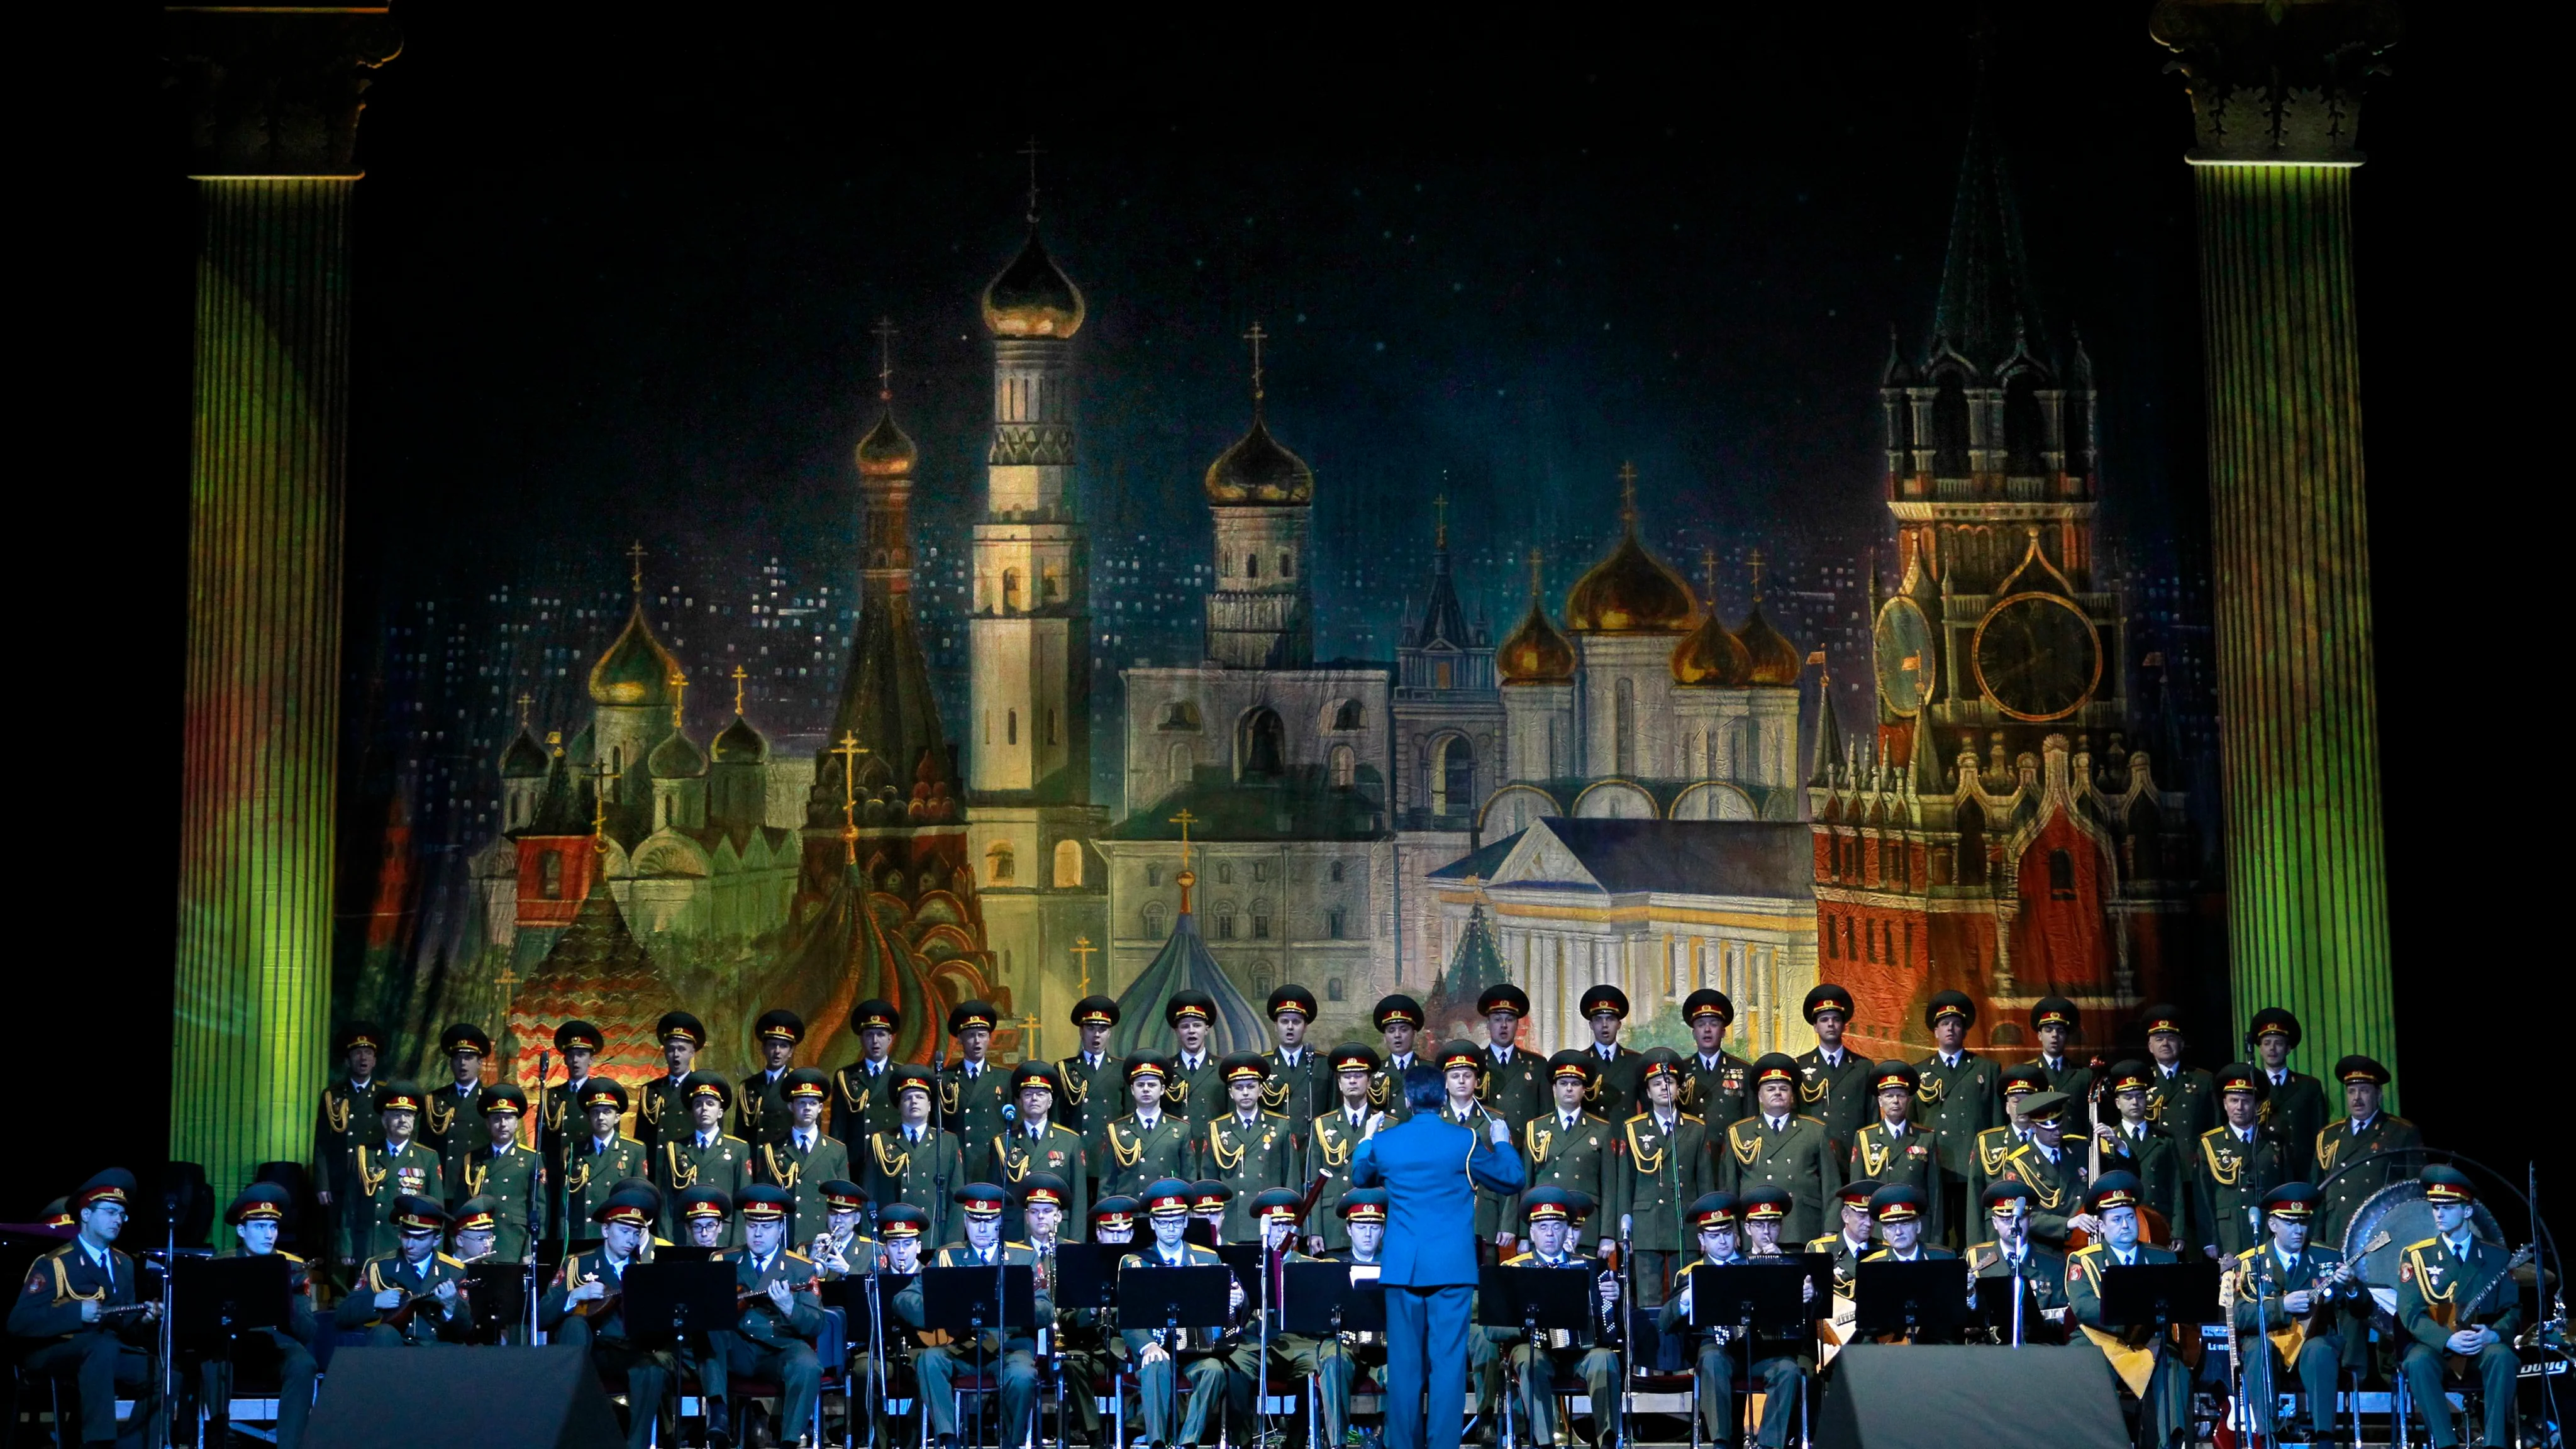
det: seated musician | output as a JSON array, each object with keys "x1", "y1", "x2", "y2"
[
  {"x1": 1187, "y1": 1181, "x2": 1233, "y2": 1247},
  {"x1": 717, "y1": 1183, "x2": 829, "y2": 1448},
  {"x1": 894, "y1": 1181, "x2": 1052, "y2": 1449},
  {"x1": 1857, "y1": 1184, "x2": 1959, "y2": 1343},
  {"x1": 9, "y1": 1169, "x2": 162, "y2": 1447},
  {"x1": 1966, "y1": 1180, "x2": 2067, "y2": 1341},
  {"x1": 676, "y1": 1186, "x2": 735, "y2": 1250},
  {"x1": 1118, "y1": 1177, "x2": 1245, "y2": 1449},
  {"x1": 447, "y1": 1196, "x2": 528, "y2": 1344},
  {"x1": 1225, "y1": 1188, "x2": 1354, "y2": 1449},
  {"x1": 335, "y1": 1194, "x2": 470, "y2": 1346},
  {"x1": 1490, "y1": 1186, "x2": 1621, "y2": 1449},
  {"x1": 2232, "y1": 1182, "x2": 2365, "y2": 1444},
  {"x1": 1063, "y1": 1196, "x2": 1141, "y2": 1449},
  {"x1": 201, "y1": 1184, "x2": 318, "y2": 1449},
  {"x1": 1806, "y1": 1177, "x2": 1877, "y2": 1353},
  {"x1": 809, "y1": 1179, "x2": 879, "y2": 1279},
  {"x1": 849, "y1": 1203, "x2": 930, "y2": 1449},
  {"x1": 1019, "y1": 1174, "x2": 1097, "y2": 1446},
  {"x1": 2066, "y1": 1172, "x2": 2189, "y2": 1449},
  {"x1": 1660, "y1": 1191, "x2": 1807, "y2": 1449},
  {"x1": 2397, "y1": 1166, "x2": 2521, "y2": 1449},
  {"x1": 538, "y1": 1189, "x2": 672, "y2": 1449},
  {"x1": 1092, "y1": 1196, "x2": 1141, "y2": 1248}
]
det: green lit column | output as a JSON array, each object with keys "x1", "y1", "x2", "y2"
[
  {"x1": 2151, "y1": 1, "x2": 2403, "y2": 1100},
  {"x1": 165, "y1": 9, "x2": 400, "y2": 1200}
]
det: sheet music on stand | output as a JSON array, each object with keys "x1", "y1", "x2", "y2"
[
  {"x1": 463, "y1": 1263, "x2": 528, "y2": 1341},
  {"x1": 2097, "y1": 1262, "x2": 2221, "y2": 1332},
  {"x1": 1280, "y1": 1262, "x2": 1384, "y2": 1335}
]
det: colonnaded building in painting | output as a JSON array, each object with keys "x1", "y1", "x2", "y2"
[{"x1": 453, "y1": 98, "x2": 2203, "y2": 1082}]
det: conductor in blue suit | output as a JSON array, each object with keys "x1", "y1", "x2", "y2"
[{"x1": 1350, "y1": 1064, "x2": 1528, "y2": 1449}]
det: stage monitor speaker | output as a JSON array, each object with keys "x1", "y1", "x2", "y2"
[
  {"x1": 308, "y1": 1345, "x2": 622, "y2": 1448},
  {"x1": 1815, "y1": 1345, "x2": 2126, "y2": 1449}
]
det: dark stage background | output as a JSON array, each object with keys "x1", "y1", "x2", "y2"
[{"x1": 16, "y1": 5, "x2": 2546, "y2": 1235}]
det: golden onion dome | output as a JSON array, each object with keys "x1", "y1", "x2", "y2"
[
  {"x1": 1671, "y1": 609, "x2": 1752, "y2": 687},
  {"x1": 855, "y1": 406, "x2": 916, "y2": 479},
  {"x1": 711, "y1": 713, "x2": 768, "y2": 765},
  {"x1": 1737, "y1": 601, "x2": 1801, "y2": 686},
  {"x1": 589, "y1": 599, "x2": 683, "y2": 708},
  {"x1": 1564, "y1": 531, "x2": 1694, "y2": 633},
  {"x1": 1204, "y1": 409, "x2": 1315, "y2": 506},
  {"x1": 980, "y1": 229, "x2": 1085, "y2": 338},
  {"x1": 1499, "y1": 601, "x2": 1577, "y2": 684}
]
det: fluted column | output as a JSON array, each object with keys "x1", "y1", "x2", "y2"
[
  {"x1": 2152, "y1": 0, "x2": 2402, "y2": 1096},
  {"x1": 166, "y1": 9, "x2": 399, "y2": 1199}
]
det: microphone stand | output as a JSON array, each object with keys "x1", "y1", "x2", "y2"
[
  {"x1": 2011, "y1": 1245, "x2": 2026, "y2": 1348},
  {"x1": 531, "y1": 1048, "x2": 550, "y2": 1346}
]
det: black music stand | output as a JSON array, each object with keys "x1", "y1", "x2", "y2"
[
  {"x1": 1053, "y1": 1243, "x2": 1122, "y2": 1313},
  {"x1": 1855, "y1": 1259, "x2": 1967, "y2": 1341},
  {"x1": 920, "y1": 1265, "x2": 1036, "y2": 1340},
  {"x1": 1969, "y1": 1270, "x2": 2058, "y2": 1345},
  {"x1": 622, "y1": 1260, "x2": 740, "y2": 1348},
  {"x1": 172, "y1": 1254, "x2": 290, "y2": 1344},
  {"x1": 1685, "y1": 1262, "x2": 1811, "y2": 1334},
  {"x1": 2097, "y1": 1262, "x2": 2221, "y2": 1333},
  {"x1": 1480, "y1": 1265, "x2": 1601, "y2": 1449},
  {"x1": 462, "y1": 1263, "x2": 529, "y2": 1343},
  {"x1": 1281, "y1": 1263, "x2": 1384, "y2": 1336},
  {"x1": 654, "y1": 1245, "x2": 724, "y2": 1264},
  {"x1": 1116, "y1": 1264, "x2": 1235, "y2": 1449}
]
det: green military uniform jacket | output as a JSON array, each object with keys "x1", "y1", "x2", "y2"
[
  {"x1": 897, "y1": 1241, "x2": 1054, "y2": 1354},
  {"x1": 1792, "y1": 1046, "x2": 1873, "y2": 1161},
  {"x1": 1579, "y1": 1045, "x2": 1645, "y2": 1128},
  {"x1": 1369, "y1": 1052, "x2": 1424, "y2": 1122},
  {"x1": 996, "y1": 1121, "x2": 1091, "y2": 1241},
  {"x1": 1998, "y1": 1141, "x2": 2089, "y2": 1247},
  {"x1": 2024, "y1": 1057, "x2": 2097, "y2": 1125},
  {"x1": 558, "y1": 1133, "x2": 650, "y2": 1236},
  {"x1": 1201, "y1": 1110, "x2": 1298, "y2": 1241},
  {"x1": 1167, "y1": 1051, "x2": 1225, "y2": 1129},
  {"x1": 449, "y1": 1140, "x2": 543, "y2": 1261},
  {"x1": 2144, "y1": 1063, "x2": 2216, "y2": 1143},
  {"x1": 1116, "y1": 1240, "x2": 1235, "y2": 1353},
  {"x1": 1968, "y1": 1124, "x2": 2033, "y2": 1213},
  {"x1": 1099, "y1": 1111, "x2": 1196, "y2": 1201},
  {"x1": 1679, "y1": 1050, "x2": 1750, "y2": 1141},
  {"x1": 939, "y1": 1059, "x2": 1013, "y2": 1172},
  {"x1": 654, "y1": 1128, "x2": 753, "y2": 1243},
  {"x1": 8, "y1": 1241, "x2": 151, "y2": 1343},
  {"x1": 831, "y1": 1058, "x2": 904, "y2": 1145},
  {"x1": 1518, "y1": 1110, "x2": 1615, "y2": 1237},
  {"x1": 1807, "y1": 1230, "x2": 1876, "y2": 1302},
  {"x1": 1913, "y1": 1050, "x2": 1999, "y2": 1179},
  {"x1": 1613, "y1": 1110, "x2": 1711, "y2": 1253},
  {"x1": 2094, "y1": 1121, "x2": 2189, "y2": 1253},
  {"x1": 1489, "y1": 1247, "x2": 1618, "y2": 1350},
  {"x1": 758, "y1": 1131, "x2": 853, "y2": 1245},
  {"x1": 2067, "y1": 1240, "x2": 2182, "y2": 1369},
  {"x1": 2231, "y1": 1243, "x2": 2364, "y2": 1343},
  {"x1": 536, "y1": 1246, "x2": 645, "y2": 1342},
  {"x1": 1478, "y1": 1044, "x2": 1548, "y2": 1138},
  {"x1": 2192, "y1": 1122, "x2": 2292, "y2": 1260},
  {"x1": 1056, "y1": 1050, "x2": 1125, "y2": 1172},
  {"x1": 537, "y1": 1075, "x2": 601, "y2": 1178},
  {"x1": 1438, "y1": 1101, "x2": 1521, "y2": 1240},
  {"x1": 1263, "y1": 1048, "x2": 1335, "y2": 1150},
  {"x1": 635, "y1": 1070, "x2": 698, "y2": 1156},
  {"x1": 723, "y1": 1245, "x2": 826, "y2": 1350},
  {"x1": 422, "y1": 1080, "x2": 488, "y2": 1169},
  {"x1": 312, "y1": 1075, "x2": 384, "y2": 1223},
  {"x1": 863, "y1": 1124, "x2": 969, "y2": 1248},
  {"x1": 336, "y1": 1249, "x2": 472, "y2": 1345},
  {"x1": 2314, "y1": 1113, "x2": 2423, "y2": 1245},
  {"x1": 2396, "y1": 1233, "x2": 2522, "y2": 1352},
  {"x1": 2258, "y1": 1069, "x2": 2329, "y2": 1183},
  {"x1": 738, "y1": 1068, "x2": 795, "y2": 1146},
  {"x1": 348, "y1": 1137, "x2": 444, "y2": 1262},
  {"x1": 1720, "y1": 1113, "x2": 1842, "y2": 1245},
  {"x1": 1305, "y1": 1105, "x2": 1384, "y2": 1250},
  {"x1": 1967, "y1": 1240, "x2": 2068, "y2": 1313},
  {"x1": 1849, "y1": 1121, "x2": 1945, "y2": 1246}
]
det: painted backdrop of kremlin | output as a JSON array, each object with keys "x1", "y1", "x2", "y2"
[{"x1": 370, "y1": 116, "x2": 2214, "y2": 1091}]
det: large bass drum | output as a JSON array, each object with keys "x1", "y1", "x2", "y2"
[{"x1": 2342, "y1": 1177, "x2": 2506, "y2": 1321}]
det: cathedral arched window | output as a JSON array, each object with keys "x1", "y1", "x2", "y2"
[
  {"x1": 2048, "y1": 847, "x2": 2076, "y2": 899},
  {"x1": 1252, "y1": 900, "x2": 1272, "y2": 938},
  {"x1": 1054, "y1": 839, "x2": 1084, "y2": 887},
  {"x1": 1278, "y1": 550, "x2": 1294, "y2": 577},
  {"x1": 1328, "y1": 860, "x2": 1345, "y2": 884},
  {"x1": 1046, "y1": 709, "x2": 1059, "y2": 746},
  {"x1": 1252, "y1": 964, "x2": 1274, "y2": 999},
  {"x1": 1003, "y1": 568, "x2": 1024, "y2": 613},
  {"x1": 1957, "y1": 799, "x2": 1987, "y2": 886},
  {"x1": 1613, "y1": 679, "x2": 1636, "y2": 775},
  {"x1": 1007, "y1": 709, "x2": 1019, "y2": 745},
  {"x1": 1239, "y1": 708, "x2": 1287, "y2": 779},
  {"x1": 1327, "y1": 977, "x2": 1345, "y2": 1002},
  {"x1": 1331, "y1": 745, "x2": 1357, "y2": 790},
  {"x1": 1143, "y1": 902, "x2": 1168, "y2": 939},
  {"x1": 1327, "y1": 908, "x2": 1346, "y2": 939},
  {"x1": 1218, "y1": 863, "x2": 1235, "y2": 885},
  {"x1": 1168, "y1": 742, "x2": 1194, "y2": 785},
  {"x1": 1216, "y1": 907, "x2": 1236, "y2": 940},
  {"x1": 987, "y1": 843, "x2": 1016, "y2": 883},
  {"x1": 1146, "y1": 863, "x2": 1163, "y2": 888},
  {"x1": 1041, "y1": 567, "x2": 1062, "y2": 601},
  {"x1": 2003, "y1": 371, "x2": 2047, "y2": 475},
  {"x1": 540, "y1": 851, "x2": 564, "y2": 901},
  {"x1": 1931, "y1": 372, "x2": 1972, "y2": 476},
  {"x1": 1328, "y1": 700, "x2": 1363, "y2": 731},
  {"x1": 1246, "y1": 552, "x2": 1261, "y2": 579},
  {"x1": 1430, "y1": 734, "x2": 1472, "y2": 816}
]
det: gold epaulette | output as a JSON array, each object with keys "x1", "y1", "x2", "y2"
[
  {"x1": 1502, "y1": 1251, "x2": 1537, "y2": 1266},
  {"x1": 280, "y1": 1251, "x2": 306, "y2": 1264},
  {"x1": 1681, "y1": 1112, "x2": 1706, "y2": 1125},
  {"x1": 1797, "y1": 1114, "x2": 1826, "y2": 1128},
  {"x1": 1005, "y1": 1240, "x2": 1033, "y2": 1252},
  {"x1": 1624, "y1": 1111, "x2": 1653, "y2": 1124},
  {"x1": 2068, "y1": 1242, "x2": 2105, "y2": 1260},
  {"x1": 2403, "y1": 1236, "x2": 2440, "y2": 1253},
  {"x1": 435, "y1": 1252, "x2": 465, "y2": 1268},
  {"x1": 785, "y1": 1250, "x2": 813, "y2": 1264}
]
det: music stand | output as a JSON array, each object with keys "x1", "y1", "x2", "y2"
[
  {"x1": 621, "y1": 1260, "x2": 740, "y2": 1348},
  {"x1": 920, "y1": 1265, "x2": 1036, "y2": 1339},
  {"x1": 1855, "y1": 1259, "x2": 1967, "y2": 1340},
  {"x1": 1685, "y1": 1262, "x2": 1811, "y2": 1333},
  {"x1": 1479, "y1": 1265, "x2": 1599, "y2": 1449},
  {"x1": 1114, "y1": 1265, "x2": 1234, "y2": 1449},
  {"x1": 463, "y1": 1263, "x2": 528, "y2": 1343},
  {"x1": 1053, "y1": 1243, "x2": 1122, "y2": 1313},
  {"x1": 1281, "y1": 1262, "x2": 1384, "y2": 1335},
  {"x1": 1969, "y1": 1270, "x2": 2056, "y2": 1345},
  {"x1": 653, "y1": 1245, "x2": 723, "y2": 1263},
  {"x1": 172, "y1": 1254, "x2": 290, "y2": 1344},
  {"x1": 2097, "y1": 1262, "x2": 2221, "y2": 1333}
]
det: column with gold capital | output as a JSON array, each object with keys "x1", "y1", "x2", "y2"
[
  {"x1": 2151, "y1": 1, "x2": 2402, "y2": 1099},
  {"x1": 165, "y1": 7, "x2": 401, "y2": 1199}
]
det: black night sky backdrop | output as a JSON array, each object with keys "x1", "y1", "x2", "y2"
[{"x1": 16, "y1": 4, "x2": 2547, "y2": 1219}]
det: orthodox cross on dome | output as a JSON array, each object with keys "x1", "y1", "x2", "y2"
[
  {"x1": 587, "y1": 758, "x2": 616, "y2": 847},
  {"x1": 1434, "y1": 494, "x2": 1449, "y2": 550},
  {"x1": 1618, "y1": 461, "x2": 1640, "y2": 526},
  {"x1": 832, "y1": 730, "x2": 869, "y2": 863},
  {"x1": 731, "y1": 664, "x2": 748, "y2": 716},
  {"x1": 1748, "y1": 547, "x2": 1768, "y2": 603},
  {"x1": 873, "y1": 317, "x2": 897, "y2": 402},
  {"x1": 1070, "y1": 935, "x2": 1097, "y2": 997},
  {"x1": 627, "y1": 540, "x2": 646, "y2": 593},
  {"x1": 1019, "y1": 135, "x2": 1044, "y2": 224},
  {"x1": 1700, "y1": 545, "x2": 1719, "y2": 610},
  {"x1": 1020, "y1": 1011, "x2": 1043, "y2": 1059},
  {"x1": 1243, "y1": 321, "x2": 1268, "y2": 404},
  {"x1": 670, "y1": 671, "x2": 688, "y2": 728},
  {"x1": 516, "y1": 692, "x2": 533, "y2": 728},
  {"x1": 1169, "y1": 806, "x2": 1200, "y2": 914},
  {"x1": 1526, "y1": 546, "x2": 1545, "y2": 601}
]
